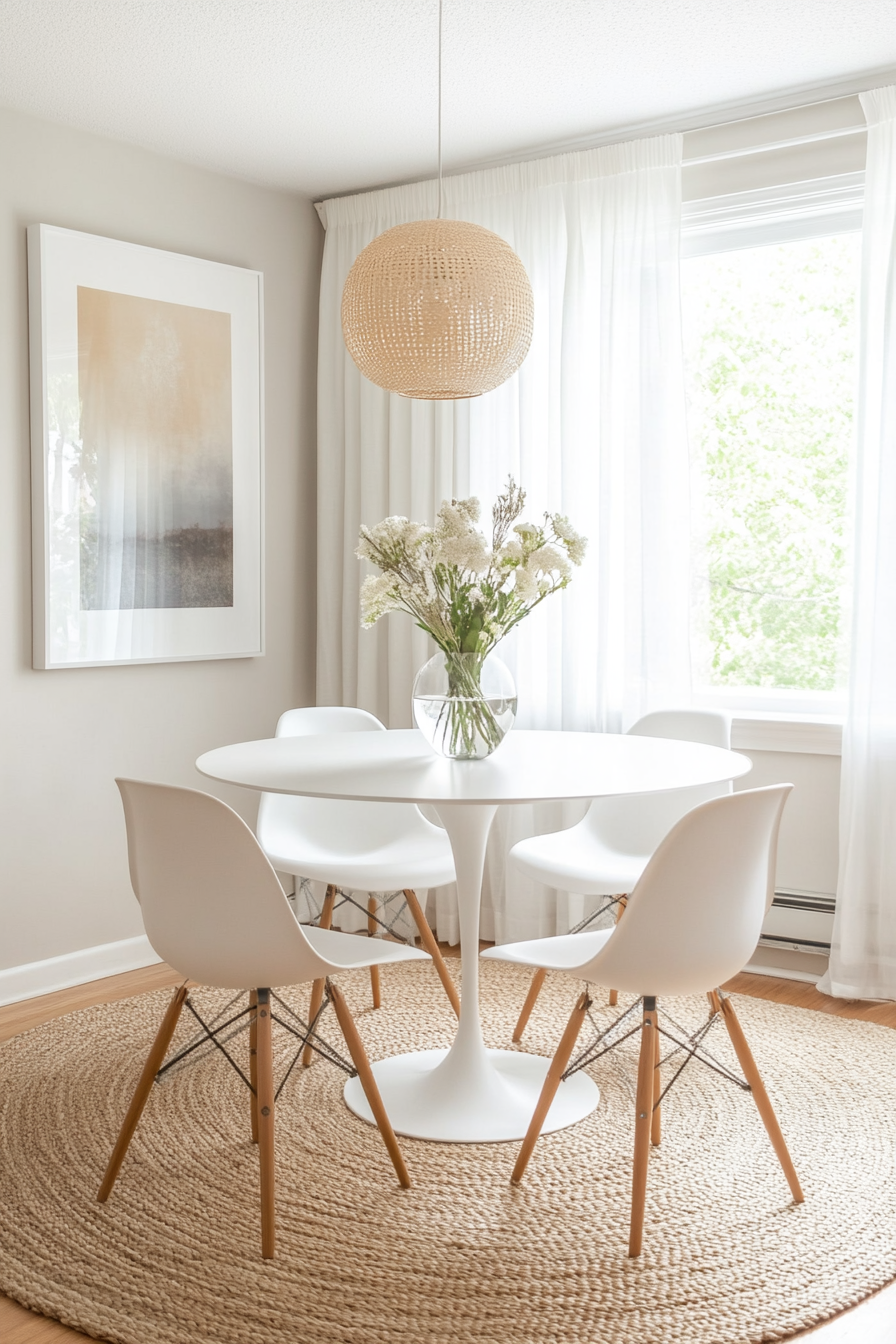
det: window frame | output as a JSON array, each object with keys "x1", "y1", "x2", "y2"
[{"x1": 680, "y1": 168, "x2": 863, "y2": 718}]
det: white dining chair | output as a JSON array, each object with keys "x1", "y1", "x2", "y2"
[
  {"x1": 509, "y1": 709, "x2": 732, "y2": 1038},
  {"x1": 99, "y1": 779, "x2": 431, "y2": 1259},
  {"x1": 256, "y1": 706, "x2": 461, "y2": 1043},
  {"x1": 483, "y1": 783, "x2": 802, "y2": 1257}
]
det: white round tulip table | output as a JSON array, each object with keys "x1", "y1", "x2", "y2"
[{"x1": 197, "y1": 729, "x2": 751, "y2": 1143}]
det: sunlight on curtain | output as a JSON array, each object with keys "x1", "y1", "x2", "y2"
[
  {"x1": 821, "y1": 86, "x2": 896, "y2": 1001},
  {"x1": 316, "y1": 136, "x2": 689, "y2": 942}
]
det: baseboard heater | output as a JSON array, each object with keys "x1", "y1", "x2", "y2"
[{"x1": 758, "y1": 890, "x2": 835, "y2": 956}]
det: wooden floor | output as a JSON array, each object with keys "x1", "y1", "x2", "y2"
[{"x1": 1, "y1": 958, "x2": 894, "y2": 1343}]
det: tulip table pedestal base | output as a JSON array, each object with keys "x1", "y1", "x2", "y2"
[
  {"x1": 343, "y1": 1045, "x2": 599, "y2": 1143},
  {"x1": 344, "y1": 798, "x2": 599, "y2": 1143}
]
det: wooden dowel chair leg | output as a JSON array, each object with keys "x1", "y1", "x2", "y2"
[
  {"x1": 255, "y1": 988, "x2": 276, "y2": 1259},
  {"x1": 651, "y1": 1005, "x2": 662, "y2": 1147},
  {"x1": 719, "y1": 995, "x2": 804, "y2": 1204},
  {"x1": 98, "y1": 983, "x2": 188, "y2": 1203},
  {"x1": 368, "y1": 897, "x2": 382, "y2": 1009},
  {"x1": 303, "y1": 884, "x2": 336, "y2": 1068},
  {"x1": 511, "y1": 990, "x2": 591, "y2": 1184},
  {"x1": 403, "y1": 888, "x2": 461, "y2": 1018},
  {"x1": 513, "y1": 968, "x2": 547, "y2": 1043},
  {"x1": 629, "y1": 997, "x2": 657, "y2": 1257},
  {"x1": 608, "y1": 895, "x2": 628, "y2": 1007},
  {"x1": 328, "y1": 979, "x2": 411, "y2": 1189},
  {"x1": 249, "y1": 989, "x2": 259, "y2": 1143}
]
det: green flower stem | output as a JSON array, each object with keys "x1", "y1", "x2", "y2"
[{"x1": 434, "y1": 653, "x2": 504, "y2": 758}]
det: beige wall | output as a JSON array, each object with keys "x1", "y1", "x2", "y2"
[{"x1": 0, "y1": 107, "x2": 322, "y2": 971}]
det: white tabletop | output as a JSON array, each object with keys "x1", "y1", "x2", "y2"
[{"x1": 196, "y1": 728, "x2": 752, "y2": 805}]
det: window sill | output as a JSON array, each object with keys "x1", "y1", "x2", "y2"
[{"x1": 731, "y1": 711, "x2": 843, "y2": 756}]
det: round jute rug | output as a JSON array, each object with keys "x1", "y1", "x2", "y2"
[{"x1": 1, "y1": 961, "x2": 894, "y2": 1344}]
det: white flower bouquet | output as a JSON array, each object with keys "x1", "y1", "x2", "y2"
[{"x1": 357, "y1": 479, "x2": 587, "y2": 757}]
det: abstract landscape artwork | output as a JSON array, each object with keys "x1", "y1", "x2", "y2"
[
  {"x1": 77, "y1": 288, "x2": 234, "y2": 611},
  {"x1": 29, "y1": 226, "x2": 263, "y2": 667}
]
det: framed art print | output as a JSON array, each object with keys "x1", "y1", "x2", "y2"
[{"x1": 28, "y1": 224, "x2": 264, "y2": 668}]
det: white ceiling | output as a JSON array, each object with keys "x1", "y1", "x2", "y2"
[{"x1": 1, "y1": 1, "x2": 894, "y2": 200}]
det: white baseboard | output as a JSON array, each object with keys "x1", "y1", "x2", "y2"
[
  {"x1": 0, "y1": 935, "x2": 162, "y2": 1008},
  {"x1": 743, "y1": 961, "x2": 822, "y2": 985}
]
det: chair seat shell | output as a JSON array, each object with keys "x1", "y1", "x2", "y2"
[
  {"x1": 487, "y1": 785, "x2": 792, "y2": 999},
  {"x1": 510, "y1": 830, "x2": 647, "y2": 895},
  {"x1": 482, "y1": 928, "x2": 613, "y2": 971},
  {"x1": 303, "y1": 924, "x2": 430, "y2": 969},
  {"x1": 262, "y1": 798, "x2": 456, "y2": 889}
]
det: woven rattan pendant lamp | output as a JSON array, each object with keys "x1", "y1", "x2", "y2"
[{"x1": 341, "y1": 2, "x2": 534, "y2": 400}]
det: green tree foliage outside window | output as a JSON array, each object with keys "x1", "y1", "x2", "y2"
[{"x1": 682, "y1": 234, "x2": 860, "y2": 692}]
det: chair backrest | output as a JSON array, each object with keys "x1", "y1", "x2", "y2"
[
  {"x1": 583, "y1": 783, "x2": 792, "y2": 996},
  {"x1": 627, "y1": 709, "x2": 731, "y2": 749},
  {"x1": 256, "y1": 706, "x2": 426, "y2": 861},
  {"x1": 117, "y1": 779, "x2": 336, "y2": 990},
  {"x1": 274, "y1": 706, "x2": 385, "y2": 738},
  {"x1": 581, "y1": 709, "x2": 733, "y2": 858}
]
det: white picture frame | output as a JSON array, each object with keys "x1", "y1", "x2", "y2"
[{"x1": 28, "y1": 224, "x2": 264, "y2": 669}]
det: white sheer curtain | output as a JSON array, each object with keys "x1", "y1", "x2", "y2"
[
  {"x1": 316, "y1": 136, "x2": 690, "y2": 943},
  {"x1": 821, "y1": 87, "x2": 896, "y2": 1001}
]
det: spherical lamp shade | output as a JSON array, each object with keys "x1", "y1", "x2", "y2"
[{"x1": 341, "y1": 219, "x2": 534, "y2": 399}]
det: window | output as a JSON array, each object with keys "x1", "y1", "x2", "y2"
[{"x1": 680, "y1": 162, "x2": 863, "y2": 713}]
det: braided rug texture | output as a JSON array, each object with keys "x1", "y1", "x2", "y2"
[{"x1": 0, "y1": 960, "x2": 894, "y2": 1344}]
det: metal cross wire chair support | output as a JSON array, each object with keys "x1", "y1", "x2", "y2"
[
  {"x1": 508, "y1": 710, "x2": 732, "y2": 1037},
  {"x1": 98, "y1": 779, "x2": 429, "y2": 1259},
  {"x1": 151, "y1": 982, "x2": 375, "y2": 1102},
  {"x1": 257, "y1": 706, "x2": 461, "y2": 1021},
  {"x1": 483, "y1": 783, "x2": 803, "y2": 1257},
  {"x1": 295, "y1": 876, "x2": 422, "y2": 954}
]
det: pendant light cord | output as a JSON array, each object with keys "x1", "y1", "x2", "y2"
[{"x1": 437, "y1": 0, "x2": 443, "y2": 220}]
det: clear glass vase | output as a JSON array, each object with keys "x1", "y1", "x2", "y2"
[{"x1": 412, "y1": 650, "x2": 517, "y2": 760}]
